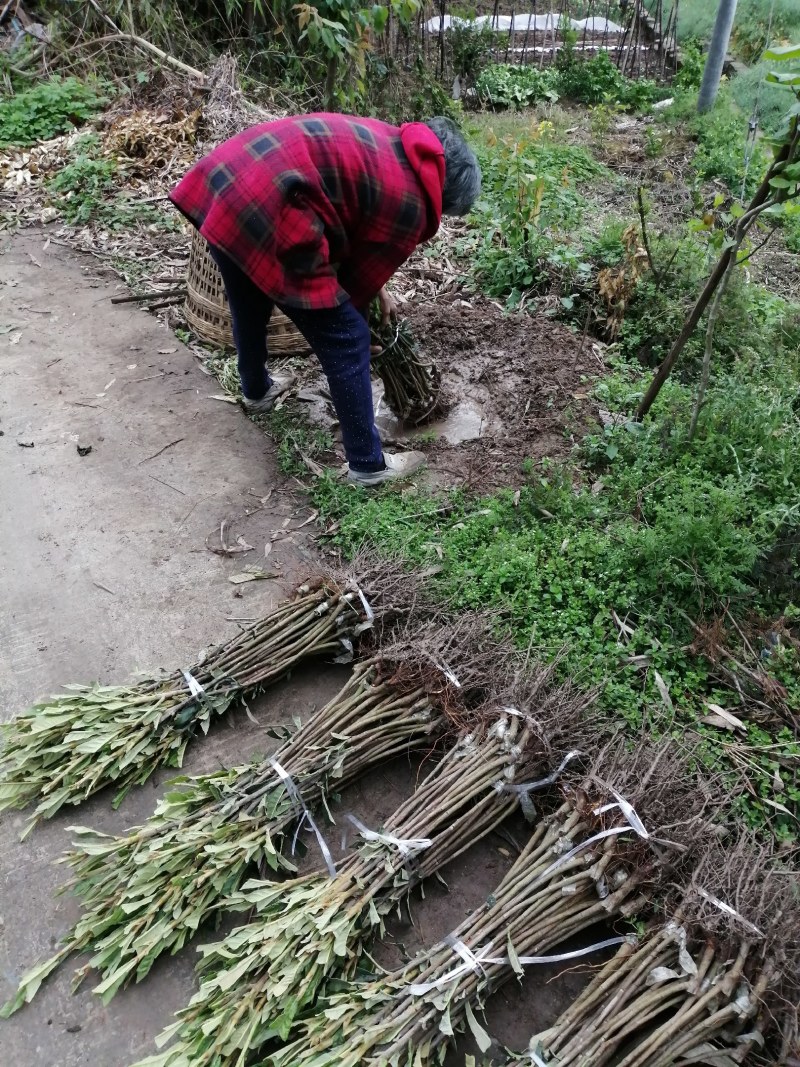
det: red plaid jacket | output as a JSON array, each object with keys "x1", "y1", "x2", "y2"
[{"x1": 170, "y1": 114, "x2": 444, "y2": 310}]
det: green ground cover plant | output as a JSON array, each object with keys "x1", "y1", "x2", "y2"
[
  {"x1": 303, "y1": 352, "x2": 800, "y2": 842},
  {"x1": 0, "y1": 76, "x2": 109, "y2": 148}
]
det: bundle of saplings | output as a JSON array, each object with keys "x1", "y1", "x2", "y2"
[
  {"x1": 1, "y1": 613, "x2": 510, "y2": 1015},
  {"x1": 524, "y1": 834, "x2": 799, "y2": 1067},
  {"x1": 131, "y1": 670, "x2": 589, "y2": 1066},
  {"x1": 0, "y1": 578, "x2": 373, "y2": 832},
  {"x1": 195, "y1": 742, "x2": 714, "y2": 1067},
  {"x1": 370, "y1": 316, "x2": 446, "y2": 425}
]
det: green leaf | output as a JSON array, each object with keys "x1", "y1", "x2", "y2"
[
  {"x1": 0, "y1": 950, "x2": 70, "y2": 1016},
  {"x1": 464, "y1": 1000, "x2": 492, "y2": 1053},
  {"x1": 766, "y1": 71, "x2": 800, "y2": 86},
  {"x1": 439, "y1": 1004, "x2": 454, "y2": 1035},
  {"x1": 764, "y1": 43, "x2": 800, "y2": 62},
  {"x1": 507, "y1": 933, "x2": 524, "y2": 977},
  {"x1": 93, "y1": 955, "x2": 138, "y2": 1003}
]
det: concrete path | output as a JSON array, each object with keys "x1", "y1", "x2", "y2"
[
  {"x1": 0, "y1": 231, "x2": 345, "y2": 1065},
  {"x1": 0, "y1": 231, "x2": 589, "y2": 1065}
]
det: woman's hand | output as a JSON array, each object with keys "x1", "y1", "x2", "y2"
[{"x1": 377, "y1": 286, "x2": 397, "y2": 328}]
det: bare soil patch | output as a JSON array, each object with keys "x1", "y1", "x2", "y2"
[
  {"x1": 298, "y1": 294, "x2": 603, "y2": 493},
  {"x1": 406, "y1": 295, "x2": 604, "y2": 491}
]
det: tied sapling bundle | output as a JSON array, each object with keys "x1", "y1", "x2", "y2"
[
  {"x1": 526, "y1": 834, "x2": 799, "y2": 1067},
  {"x1": 133, "y1": 673, "x2": 588, "y2": 1067},
  {"x1": 1, "y1": 615, "x2": 501, "y2": 1016},
  {"x1": 370, "y1": 316, "x2": 446, "y2": 425},
  {"x1": 0, "y1": 658, "x2": 444, "y2": 1015},
  {"x1": 0, "y1": 579, "x2": 371, "y2": 832},
  {"x1": 263, "y1": 742, "x2": 715, "y2": 1067},
  {"x1": 525, "y1": 925, "x2": 769, "y2": 1067}
]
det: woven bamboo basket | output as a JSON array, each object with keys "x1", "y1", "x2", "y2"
[{"x1": 185, "y1": 230, "x2": 310, "y2": 354}]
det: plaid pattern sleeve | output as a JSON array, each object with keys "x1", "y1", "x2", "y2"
[{"x1": 169, "y1": 114, "x2": 445, "y2": 311}]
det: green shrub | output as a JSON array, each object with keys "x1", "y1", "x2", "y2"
[
  {"x1": 676, "y1": 0, "x2": 800, "y2": 61},
  {"x1": 447, "y1": 11, "x2": 500, "y2": 85},
  {"x1": 0, "y1": 77, "x2": 109, "y2": 148},
  {"x1": 674, "y1": 41, "x2": 705, "y2": 92},
  {"x1": 785, "y1": 208, "x2": 800, "y2": 253},
  {"x1": 731, "y1": 0, "x2": 800, "y2": 64}
]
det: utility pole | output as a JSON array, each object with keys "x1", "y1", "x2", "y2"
[{"x1": 697, "y1": 0, "x2": 738, "y2": 112}]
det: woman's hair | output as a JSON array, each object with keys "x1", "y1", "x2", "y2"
[{"x1": 425, "y1": 116, "x2": 482, "y2": 217}]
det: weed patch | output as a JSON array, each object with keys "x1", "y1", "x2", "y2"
[
  {"x1": 47, "y1": 135, "x2": 179, "y2": 232},
  {"x1": 464, "y1": 120, "x2": 615, "y2": 300},
  {"x1": 308, "y1": 355, "x2": 800, "y2": 842},
  {"x1": 0, "y1": 76, "x2": 109, "y2": 148}
]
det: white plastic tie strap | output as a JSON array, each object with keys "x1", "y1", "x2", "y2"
[
  {"x1": 528, "y1": 1051, "x2": 549, "y2": 1067},
  {"x1": 433, "y1": 660, "x2": 461, "y2": 688},
  {"x1": 355, "y1": 586, "x2": 374, "y2": 621},
  {"x1": 269, "y1": 758, "x2": 337, "y2": 878},
  {"x1": 539, "y1": 789, "x2": 649, "y2": 884},
  {"x1": 407, "y1": 935, "x2": 628, "y2": 996},
  {"x1": 345, "y1": 582, "x2": 375, "y2": 635},
  {"x1": 181, "y1": 669, "x2": 205, "y2": 698},
  {"x1": 498, "y1": 750, "x2": 581, "y2": 820},
  {"x1": 346, "y1": 814, "x2": 432, "y2": 857},
  {"x1": 592, "y1": 788, "x2": 649, "y2": 839},
  {"x1": 696, "y1": 887, "x2": 764, "y2": 938},
  {"x1": 500, "y1": 750, "x2": 581, "y2": 796}
]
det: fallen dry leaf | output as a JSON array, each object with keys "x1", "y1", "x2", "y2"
[
  {"x1": 700, "y1": 703, "x2": 746, "y2": 733},
  {"x1": 229, "y1": 566, "x2": 280, "y2": 585}
]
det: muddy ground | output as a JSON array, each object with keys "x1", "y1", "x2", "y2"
[
  {"x1": 407, "y1": 296, "x2": 603, "y2": 489},
  {"x1": 296, "y1": 293, "x2": 603, "y2": 494},
  {"x1": 0, "y1": 231, "x2": 601, "y2": 1066}
]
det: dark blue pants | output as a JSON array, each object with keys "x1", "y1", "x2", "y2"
[{"x1": 209, "y1": 246, "x2": 384, "y2": 473}]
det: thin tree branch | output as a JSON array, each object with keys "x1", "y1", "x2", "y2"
[
  {"x1": 687, "y1": 255, "x2": 736, "y2": 443},
  {"x1": 734, "y1": 224, "x2": 779, "y2": 268},
  {"x1": 635, "y1": 126, "x2": 797, "y2": 422},
  {"x1": 636, "y1": 186, "x2": 660, "y2": 285}
]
